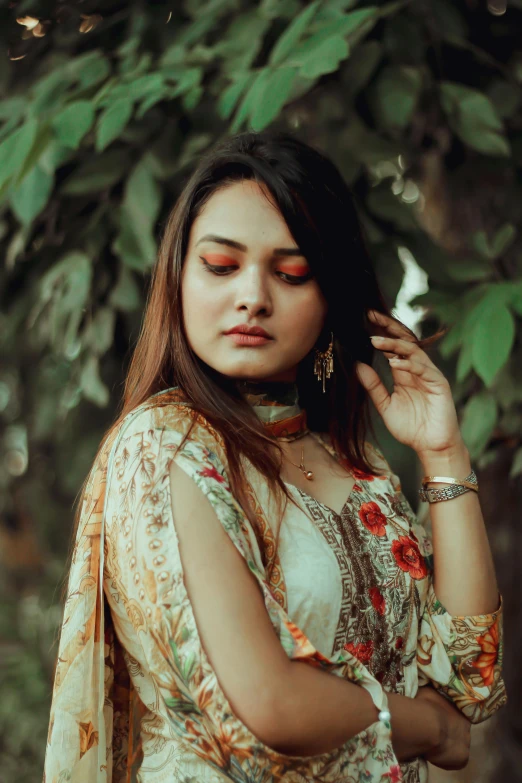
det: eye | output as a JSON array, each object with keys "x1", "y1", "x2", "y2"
[
  {"x1": 200, "y1": 258, "x2": 234, "y2": 275},
  {"x1": 199, "y1": 257, "x2": 312, "y2": 285},
  {"x1": 278, "y1": 271, "x2": 313, "y2": 285}
]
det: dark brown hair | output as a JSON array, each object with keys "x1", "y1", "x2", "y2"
[{"x1": 71, "y1": 129, "x2": 445, "y2": 565}]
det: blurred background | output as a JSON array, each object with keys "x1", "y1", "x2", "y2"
[{"x1": 1, "y1": 1, "x2": 521, "y2": 781}]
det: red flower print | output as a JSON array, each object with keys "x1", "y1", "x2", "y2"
[
  {"x1": 383, "y1": 764, "x2": 402, "y2": 782},
  {"x1": 369, "y1": 586, "x2": 386, "y2": 616},
  {"x1": 351, "y1": 466, "x2": 375, "y2": 481},
  {"x1": 395, "y1": 637, "x2": 404, "y2": 650},
  {"x1": 392, "y1": 536, "x2": 427, "y2": 580},
  {"x1": 475, "y1": 619, "x2": 500, "y2": 687},
  {"x1": 359, "y1": 502, "x2": 388, "y2": 537},
  {"x1": 344, "y1": 639, "x2": 374, "y2": 664},
  {"x1": 352, "y1": 484, "x2": 363, "y2": 492},
  {"x1": 199, "y1": 465, "x2": 225, "y2": 483}
]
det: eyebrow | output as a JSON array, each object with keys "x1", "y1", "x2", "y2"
[{"x1": 195, "y1": 233, "x2": 305, "y2": 257}]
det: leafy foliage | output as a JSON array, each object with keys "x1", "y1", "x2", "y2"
[{"x1": 1, "y1": 0, "x2": 521, "y2": 778}]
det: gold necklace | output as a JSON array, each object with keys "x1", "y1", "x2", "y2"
[{"x1": 285, "y1": 441, "x2": 314, "y2": 481}]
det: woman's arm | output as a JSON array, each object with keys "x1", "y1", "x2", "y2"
[
  {"x1": 417, "y1": 440, "x2": 500, "y2": 616},
  {"x1": 170, "y1": 460, "x2": 444, "y2": 761},
  {"x1": 270, "y1": 661, "x2": 443, "y2": 759}
]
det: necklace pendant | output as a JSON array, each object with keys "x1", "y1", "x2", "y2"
[{"x1": 304, "y1": 470, "x2": 314, "y2": 480}]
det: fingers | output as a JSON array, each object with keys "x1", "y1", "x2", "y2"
[
  {"x1": 388, "y1": 355, "x2": 441, "y2": 381},
  {"x1": 367, "y1": 310, "x2": 417, "y2": 341},
  {"x1": 355, "y1": 362, "x2": 391, "y2": 414},
  {"x1": 370, "y1": 334, "x2": 417, "y2": 359},
  {"x1": 370, "y1": 334, "x2": 435, "y2": 366}
]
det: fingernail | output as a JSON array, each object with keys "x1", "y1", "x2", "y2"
[{"x1": 370, "y1": 335, "x2": 383, "y2": 342}]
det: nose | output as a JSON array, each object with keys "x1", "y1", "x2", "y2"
[{"x1": 234, "y1": 266, "x2": 273, "y2": 316}]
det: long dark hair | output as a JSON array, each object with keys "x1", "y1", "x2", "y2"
[{"x1": 71, "y1": 129, "x2": 444, "y2": 565}]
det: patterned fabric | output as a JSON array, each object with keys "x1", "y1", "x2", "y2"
[
  {"x1": 236, "y1": 379, "x2": 309, "y2": 439},
  {"x1": 43, "y1": 387, "x2": 506, "y2": 783}
]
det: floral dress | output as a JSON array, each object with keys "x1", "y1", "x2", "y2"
[{"x1": 43, "y1": 388, "x2": 506, "y2": 783}]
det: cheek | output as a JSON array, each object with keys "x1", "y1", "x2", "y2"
[
  {"x1": 181, "y1": 270, "x2": 222, "y2": 321},
  {"x1": 283, "y1": 289, "x2": 327, "y2": 332}
]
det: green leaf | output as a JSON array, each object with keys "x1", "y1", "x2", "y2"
[
  {"x1": 462, "y1": 130, "x2": 510, "y2": 157},
  {"x1": 292, "y1": 7, "x2": 379, "y2": 61},
  {"x1": 136, "y1": 88, "x2": 169, "y2": 120},
  {"x1": 123, "y1": 73, "x2": 165, "y2": 101},
  {"x1": 447, "y1": 258, "x2": 492, "y2": 281},
  {"x1": 299, "y1": 36, "x2": 349, "y2": 79},
  {"x1": 182, "y1": 85, "x2": 203, "y2": 112},
  {"x1": 250, "y1": 66, "x2": 298, "y2": 131},
  {"x1": 441, "y1": 82, "x2": 503, "y2": 130},
  {"x1": 460, "y1": 391, "x2": 497, "y2": 458},
  {"x1": 61, "y1": 150, "x2": 130, "y2": 194},
  {"x1": 0, "y1": 97, "x2": 26, "y2": 142},
  {"x1": 168, "y1": 68, "x2": 204, "y2": 99},
  {"x1": 487, "y1": 79, "x2": 522, "y2": 120},
  {"x1": 510, "y1": 447, "x2": 522, "y2": 479},
  {"x1": 455, "y1": 339, "x2": 473, "y2": 383},
  {"x1": 85, "y1": 307, "x2": 116, "y2": 356},
  {"x1": 52, "y1": 101, "x2": 95, "y2": 149},
  {"x1": 95, "y1": 98, "x2": 134, "y2": 152},
  {"x1": 31, "y1": 69, "x2": 72, "y2": 114},
  {"x1": 39, "y1": 140, "x2": 75, "y2": 175},
  {"x1": 109, "y1": 267, "x2": 142, "y2": 312},
  {"x1": 9, "y1": 165, "x2": 54, "y2": 226},
  {"x1": 229, "y1": 69, "x2": 273, "y2": 133},
  {"x1": 510, "y1": 279, "x2": 522, "y2": 317},
  {"x1": 217, "y1": 73, "x2": 253, "y2": 120},
  {"x1": 159, "y1": 43, "x2": 185, "y2": 68},
  {"x1": 11, "y1": 125, "x2": 53, "y2": 189},
  {"x1": 471, "y1": 301, "x2": 515, "y2": 387},
  {"x1": 66, "y1": 51, "x2": 111, "y2": 88},
  {"x1": 370, "y1": 65, "x2": 423, "y2": 131},
  {"x1": 126, "y1": 159, "x2": 161, "y2": 223},
  {"x1": 113, "y1": 159, "x2": 161, "y2": 270},
  {"x1": 491, "y1": 223, "x2": 516, "y2": 259},
  {"x1": 216, "y1": 8, "x2": 271, "y2": 75},
  {"x1": 0, "y1": 119, "x2": 38, "y2": 191},
  {"x1": 457, "y1": 283, "x2": 495, "y2": 333},
  {"x1": 440, "y1": 82, "x2": 510, "y2": 157},
  {"x1": 439, "y1": 319, "x2": 464, "y2": 359},
  {"x1": 268, "y1": 0, "x2": 322, "y2": 66},
  {"x1": 0, "y1": 96, "x2": 26, "y2": 122},
  {"x1": 36, "y1": 252, "x2": 92, "y2": 355},
  {"x1": 80, "y1": 355, "x2": 110, "y2": 407}
]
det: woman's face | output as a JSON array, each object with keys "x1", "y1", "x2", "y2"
[{"x1": 181, "y1": 179, "x2": 328, "y2": 383}]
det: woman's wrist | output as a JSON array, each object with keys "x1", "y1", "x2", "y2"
[{"x1": 387, "y1": 690, "x2": 444, "y2": 761}]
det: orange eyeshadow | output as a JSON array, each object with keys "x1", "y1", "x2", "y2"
[
  {"x1": 279, "y1": 264, "x2": 309, "y2": 275},
  {"x1": 203, "y1": 254, "x2": 310, "y2": 275},
  {"x1": 205, "y1": 253, "x2": 235, "y2": 265}
]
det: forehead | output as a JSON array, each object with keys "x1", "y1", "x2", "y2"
[{"x1": 190, "y1": 180, "x2": 296, "y2": 247}]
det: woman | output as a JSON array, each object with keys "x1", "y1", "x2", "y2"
[{"x1": 44, "y1": 131, "x2": 506, "y2": 783}]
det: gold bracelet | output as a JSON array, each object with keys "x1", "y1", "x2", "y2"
[
  {"x1": 421, "y1": 472, "x2": 479, "y2": 492},
  {"x1": 418, "y1": 470, "x2": 478, "y2": 504}
]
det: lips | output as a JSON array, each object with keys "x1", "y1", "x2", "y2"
[{"x1": 225, "y1": 326, "x2": 273, "y2": 338}]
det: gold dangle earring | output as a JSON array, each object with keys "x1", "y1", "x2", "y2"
[{"x1": 313, "y1": 331, "x2": 334, "y2": 393}]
